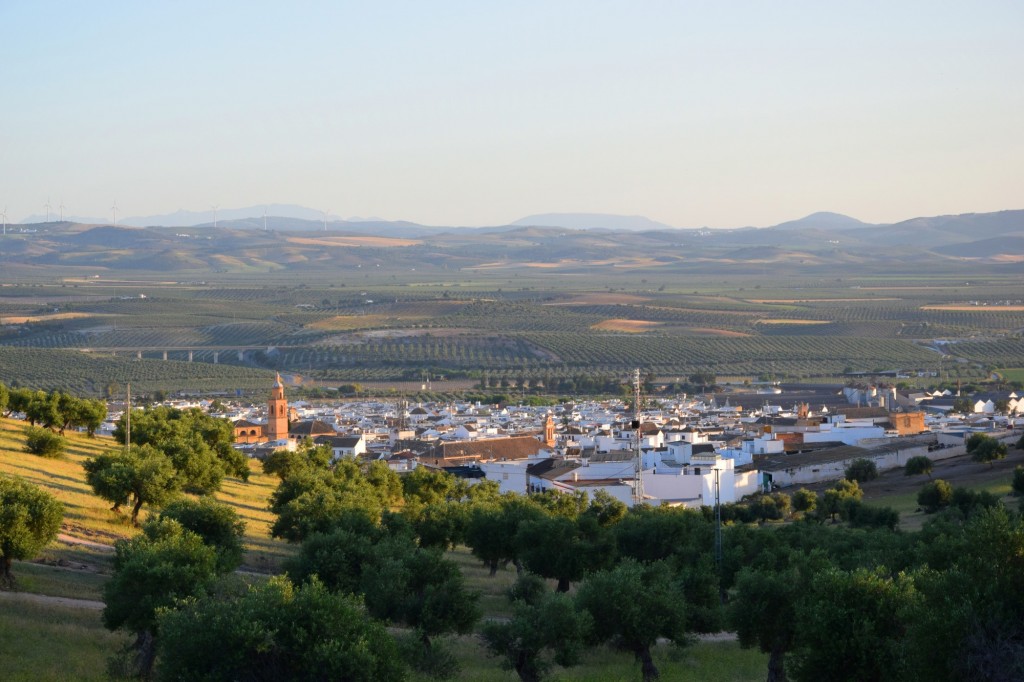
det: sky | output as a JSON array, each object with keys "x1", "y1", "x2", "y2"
[{"x1": 2, "y1": 1, "x2": 1022, "y2": 228}]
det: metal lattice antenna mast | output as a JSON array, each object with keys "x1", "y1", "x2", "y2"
[{"x1": 633, "y1": 368, "x2": 644, "y2": 505}]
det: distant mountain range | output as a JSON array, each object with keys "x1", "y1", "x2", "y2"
[
  {"x1": 15, "y1": 204, "x2": 1020, "y2": 237},
  {"x1": 2, "y1": 206, "x2": 1022, "y2": 277}
]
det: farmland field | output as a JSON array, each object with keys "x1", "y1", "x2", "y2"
[{"x1": 0, "y1": 232, "x2": 1021, "y2": 395}]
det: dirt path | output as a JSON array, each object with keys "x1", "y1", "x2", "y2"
[
  {"x1": 0, "y1": 589, "x2": 104, "y2": 610},
  {"x1": 56, "y1": 533, "x2": 115, "y2": 552}
]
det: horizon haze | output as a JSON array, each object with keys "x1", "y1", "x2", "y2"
[{"x1": 2, "y1": 2, "x2": 1022, "y2": 230}]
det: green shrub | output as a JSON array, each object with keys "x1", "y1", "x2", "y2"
[
  {"x1": 844, "y1": 458, "x2": 878, "y2": 483},
  {"x1": 23, "y1": 426, "x2": 66, "y2": 458},
  {"x1": 918, "y1": 479, "x2": 953, "y2": 513}
]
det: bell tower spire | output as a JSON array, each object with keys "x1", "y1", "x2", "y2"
[{"x1": 266, "y1": 373, "x2": 288, "y2": 441}]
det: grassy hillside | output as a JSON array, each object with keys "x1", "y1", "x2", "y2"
[{"x1": 0, "y1": 417, "x2": 292, "y2": 580}]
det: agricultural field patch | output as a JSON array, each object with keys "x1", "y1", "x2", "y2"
[
  {"x1": 546, "y1": 292, "x2": 652, "y2": 305},
  {"x1": 591, "y1": 318, "x2": 660, "y2": 332},
  {"x1": 0, "y1": 312, "x2": 98, "y2": 324},
  {"x1": 309, "y1": 314, "x2": 394, "y2": 330},
  {"x1": 285, "y1": 235, "x2": 421, "y2": 247},
  {"x1": 665, "y1": 327, "x2": 752, "y2": 337},
  {"x1": 996, "y1": 368, "x2": 1024, "y2": 382},
  {"x1": 756, "y1": 319, "x2": 832, "y2": 325},
  {"x1": 921, "y1": 305, "x2": 1024, "y2": 311},
  {"x1": 748, "y1": 298, "x2": 902, "y2": 303}
]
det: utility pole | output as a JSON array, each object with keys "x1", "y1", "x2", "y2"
[
  {"x1": 632, "y1": 368, "x2": 644, "y2": 505},
  {"x1": 125, "y1": 383, "x2": 132, "y2": 451}
]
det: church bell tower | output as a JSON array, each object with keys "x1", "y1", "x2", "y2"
[{"x1": 266, "y1": 373, "x2": 289, "y2": 441}]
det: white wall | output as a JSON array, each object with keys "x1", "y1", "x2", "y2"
[{"x1": 479, "y1": 461, "x2": 529, "y2": 495}]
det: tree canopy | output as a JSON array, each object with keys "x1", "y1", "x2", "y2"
[
  {"x1": 114, "y1": 406, "x2": 248, "y2": 492},
  {"x1": 0, "y1": 475, "x2": 64, "y2": 588},
  {"x1": 157, "y1": 497, "x2": 246, "y2": 573},
  {"x1": 85, "y1": 444, "x2": 182, "y2": 524},
  {"x1": 157, "y1": 577, "x2": 406, "y2": 682},
  {"x1": 482, "y1": 575, "x2": 591, "y2": 682},
  {"x1": 576, "y1": 558, "x2": 688, "y2": 682},
  {"x1": 102, "y1": 519, "x2": 219, "y2": 677},
  {"x1": 904, "y1": 455, "x2": 933, "y2": 478},
  {"x1": 966, "y1": 433, "x2": 1008, "y2": 467}
]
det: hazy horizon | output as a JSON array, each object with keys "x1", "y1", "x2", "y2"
[{"x1": 3, "y1": 1, "x2": 1022, "y2": 229}]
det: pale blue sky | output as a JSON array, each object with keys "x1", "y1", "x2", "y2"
[{"x1": 2, "y1": 1, "x2": 1021, "y2": 227}]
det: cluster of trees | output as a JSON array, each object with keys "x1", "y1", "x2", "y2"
[
  {"x1": 1, "y1": 382, "x2": 107, "y2": 458},
  {"x1": 250, "y1": 450, "x2": 1024, "y2": 682},
  {"x1": 85, "y1": 407, "x2": 247, "y2": 524},
  {"x1": 1, "y1": 383, "x2": 107, "y2": 437}
]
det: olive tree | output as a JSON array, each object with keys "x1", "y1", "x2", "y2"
[
  {"x1": 844, "y1": 458, "x2": 878, "y2": 483},
  {"x1": 84, "y1": 444, "x2": 181, "y2": 525},
  {"x1": 157, "y1": 497, "x2": 246, "y2": 573},
  {"x1": 576, "y1": 558, "x2": 688, "y2": 682},
  {"x1": 0, "y1": 476, "x2": 64, "y2": 588},
  {"x1": 23, "y1": 425, "x2": 66, "y2": 458},
  {"x1": 157, "y1": 577, "x2": 406, "y2": 682},
  {"x1": 482, "y1": 574, "x2": 591, "y2": 682},
  {"x1": 967, "y1": 433, "x2": 1008, "y2": 468},
  {"x1": 102, "y1": 520, "x2": 218, "y2": 677},
  {"x1": 904, "y1": 455, "x2": 933, "y2": 479}
]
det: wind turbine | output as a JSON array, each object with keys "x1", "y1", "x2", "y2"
[
  {"x1": 59, "y1": 202, "x2": 65, "y2": 222},
  {"x1": 211, "y1": 205, "x2": 219, "y2": 228},
  {"x1": 1, "y1": 206, "x2": 6, "y2": 236},
  {"x1": 45, "y1": 198, "x2": 52, "y2": 223},
  {"x1": 111, "y1": 201, "x2": 119, "y2": 226},
  {"x1": 323, "y1": 209, "x2": 330, "y2": 232},
  {"x1": 263, "y1": 206, "x2": 268, "y2": 231}
]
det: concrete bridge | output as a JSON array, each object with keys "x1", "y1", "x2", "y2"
[{"x1": 79, "y1": 346, "x2": 275, "y2": 363}]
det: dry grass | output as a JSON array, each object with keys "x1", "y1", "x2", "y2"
[
  {"x1": 0, "y1": 598, "x2": 129, "y2": 682},
  {"x1": 0, "y1": 417, "x2": 292, "y2": 574},
  {"x1": 0, "y1": 419, "x2": 136, "y2": 546},
  {"x1": 756, "y1": 319, "x2": 832, "y2": 325},
  {"x1": 591, "y1": 319, "x2": 660, "y2": 332},
  {"x1": 0, "y1": 312, "x2": 99, "y2": 323},
  {"x1": 214, "y1": 462, "x2": 296, "y2": 572}
]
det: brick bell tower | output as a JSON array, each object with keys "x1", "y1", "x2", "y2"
[
  {"x1": 544, "y1": 413, "x2": 556, "y2": 448},
  {"x1": 266, "y1": 373, "x2": 289, "y2": 441}
]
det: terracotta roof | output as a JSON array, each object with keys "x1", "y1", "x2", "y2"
[
  {"x1": 289, "y1": 420, "x2": 337, "y2": 437},
  {"x1": 314, "y1": 435, "x2": 362, "y2": 448},
  {"x1": 424, "y1": 435, "x2": 545, "y2": 463}
]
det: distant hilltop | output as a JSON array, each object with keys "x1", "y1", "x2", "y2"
[{"x1": 13, "y1": 205, "x2": 1024, "y2": 240}]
